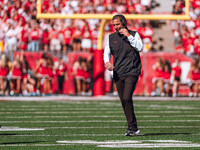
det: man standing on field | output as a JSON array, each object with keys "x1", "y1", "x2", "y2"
[{"x1": 104, "y1": 14, "x2": 143, "y2": 136}]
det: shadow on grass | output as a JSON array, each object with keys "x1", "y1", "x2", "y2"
[
  {"x1": 1, "y1": 141, "x2": 46, "y2": 144},
  {"x1": 139, "y1": 133, "x2": 192, "y2": 136}
]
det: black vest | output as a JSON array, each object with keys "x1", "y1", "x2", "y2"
[{"x1": 109, "y1": 30, "x2": 142, "y2": 78}]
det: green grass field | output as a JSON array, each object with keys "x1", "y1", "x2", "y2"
[{"x1": 0, "y1": 99, "x2": 200, "y2": 150}]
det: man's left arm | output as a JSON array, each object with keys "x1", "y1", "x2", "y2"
[
  {"x1": 119, "y1": 28, "x2": 143, "y2": 52},
  {"x1": 127, "y1": 32, "x2": 143, "y2": 52}
]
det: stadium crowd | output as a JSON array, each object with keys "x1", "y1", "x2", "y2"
[
  {"x1": 151, "y1": 57, "x2": 200, "y2": 97},
  {"x1": 0, "y1": 0, "x2": 199, "y2": 96},
  {"x1": 171, "y1": 0, "x2": 200, "y2": 56},
  {"x1": 150, "y1": 0, "x2": 200, "y2": 97},
  {"x1": 0, "y1": 0, "x2": 155, "y2": 54},
  {"x1": 0, "y1": 52, "x2": 68, "y2": 96},
  {"x1": 0, "y1": 0, "x2": 154, "y2": 96}
]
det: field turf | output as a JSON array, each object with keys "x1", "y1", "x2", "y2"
[{"x1": 0, "y1": 99, "x2": 200, "y2": 150}]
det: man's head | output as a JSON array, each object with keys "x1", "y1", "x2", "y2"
[{"x1": 112, "y1": 14, "x2": 127, "y2": 33}]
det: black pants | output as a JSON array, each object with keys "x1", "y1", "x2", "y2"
[
  {"x1": 57, "y1": 75, "x2": 64, "y2": 94},
  {"x1": 114, "y1": 75, "x2": 139, "y2": 130}
]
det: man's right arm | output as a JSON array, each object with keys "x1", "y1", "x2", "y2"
[{"x1": 103, "y1": 38, "x2": 114, "y2": 71}]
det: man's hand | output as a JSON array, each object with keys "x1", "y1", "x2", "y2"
[
  {"x1": 118, "y1": 28, "x2": 130, "y2": 37},
  {"x1": 105, "y1": 62, "x2": 114, "y2": 71}
]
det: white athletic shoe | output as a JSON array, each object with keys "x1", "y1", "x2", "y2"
[{"x1": 125, "y1": 129, "x2": 140, "y2": 136}]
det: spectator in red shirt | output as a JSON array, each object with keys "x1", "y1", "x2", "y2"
[
  {"x1": 34, "y1": 53, "x2": 45, "y2": 94},
  {"x1": 73, "y1": 57, "x2": 86, "y2": 95},
  {"x1": 71, "y1": 23, "x2": 82, "y2": 52},
  {"x1": 172, "y1": 58, "x2": 182, "y2": 97},
  {"x1": 46, "y1": 55, "x2": 54, "y2": 95},
  {"x1": 163, "y1": 60, "x2": 172, "y2": 96},
  {"x1": 192, "y1": 0, "x2": 200, "y2": 9},
  {"x1": 29, "y1": 23, "x2": 40, "y2": 52},
  {"x1": 141, "y1": 22, "x2": 153, "y2": 43},
  {"x1": 55, "y1": 59, "x2": 68, "y2": 94},
  {"x1": 188, "y1": 58, "x2": 200, "y2": 97},
  {"x1": 81, "y1": 23, "x2": 92, "y2": 52},
  {"x1": 20, "y1": 53, "x2": 36, "y2": 96},
  {"x1": 20, "y1": 25, "x2": 29, "y2": 51},
  {"x1": 42, "y1": 28, "x2": 50, "y2": 52},
  {"x1": 62, "y1": 24, "x2": 73, "y2": 52},
  {"x1": 49, "y1": 24, "x2": 61, "y2": 55},
  {"x1": 10, "y1": 54, "x2": 22, "y2": 95},
  {"x1": 0, "y1": 54, "x2": 9, "y2": 95},
  {"x1": 151, "y1": 57, "x2": 165, "y2": 96},
  {"x1": 194, "y1": 35, "x2": 200, "y2": 55}
]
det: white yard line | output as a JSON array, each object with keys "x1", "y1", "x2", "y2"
[
  {"x1": 1, "y1": 107, "x2": 198, "y2": 111},
  {"x1": 3, "y1": 115, "x2": 125, "y2": 118},
  {"x1": 2, "y1": 134, "x2": 200, "y2": 137},
  {"x1": 0, "y1": 111, "x2": 123, "y2": 114},
  {"x1": 1, "y1": 105, "x2": 198, "y2": 110},
  {"x1": 0, "y1": 108, "x2": 124, "y2": 111},
  {"x1": 0, "y1": 127, "x2": 45, "y2": 131},
  {"x1": 1, "y1": 120, "x2": 200, "y2": 123},
  {"x1": 98, "y1": 143, "x2": 200, "y2": 148},
  {"x1": 1, "y1": 110, "x2": 199, "y2": 114},
  {"x1": 0, "y1": 103, "x2": 196, "y2": 108},
  {"x1": 46, "y1": 126, "x2": 200, "y2": 129},
  {"x1": 1, "y1": 126, "x2": 199, "y2": 131},
  {"x1": 3, "y1": 115, "x2": 200, "y2": 119},
  {"x1": 57, "y1": 140, "x2": 193, "y2": 144},
  {"x1": 1, "y1": 143, "x2": 200, "y2": 148},
  {"x1": 57, "y1": 140, "x2": 200, "y2": 148},
  {"x1": 0, "y1": 95, "x2": 200, "y2": 101}
]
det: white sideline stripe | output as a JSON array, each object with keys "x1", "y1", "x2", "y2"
[
  {"x1": 0, "y1": 111, "x2": 124, "y2": 114},
  {"x1": 1, "y1": 105, "x2": 198, "y2": 110},
  {"x1": 56, "y1": 140, "x2": 193, "y2": 144},
  {"x1": 5, "y1": 134, "x2": 200, "y2": 137},
  {"x1": 1, "y1": 120, "x2": 200, "y2": 123},
  {"x1": 1, "y1": 140, "x2": 200, "y2": 148},
  {"x1": 56, "y1": 140, "x2": 200, "y2": 148},
  {"x1": 2, "y1": 106, "x2": 121, "y2": 108},
  {"x1": 147, "y1": 105, "x2": 198, "y2": 110},
  {"x1": 98, "y1": 144, "x2": 200, "y2": 148},
  {"x1": 4, "y1": 115, "x2": 200, "y2": 119},
  {"x1": 0, "y1": 127, "x2": 44, "y2": 131},
  {"x1": 0, "y1": 108, "x2": 124, "y2": 111},
  {"x1": 1, "y1": 104, "x2": 196, "y2": 108},
  {"x1": 1, "y1": 95, "x2": 200, "y2": 101},
  {"x1": 46, "y1": 126, "x2": 200, "y2": 129},
  {"x1": 4, "y1": 133, "x2": 200, "y2": 137},
  {"x1": 1, "y1": 110, "x2": 199, "y2": 114},
  {"x1": 1, "y1": 126, "x2": 199, "y2": 131},
  {"x1": 1, "y1": 143, "x2": 200, "y2": 148},
  {"x1": 4, "y1": 115, "x2": 125, "y2": 118}
]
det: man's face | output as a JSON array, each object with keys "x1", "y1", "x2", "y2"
[{"x1": 112, "y1": 18, "x2": 124, "y2": 33}]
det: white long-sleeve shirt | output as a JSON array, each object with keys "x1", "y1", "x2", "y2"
[{"x1": 104, "y1": 32, "x2": 143, "y2": 63}]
